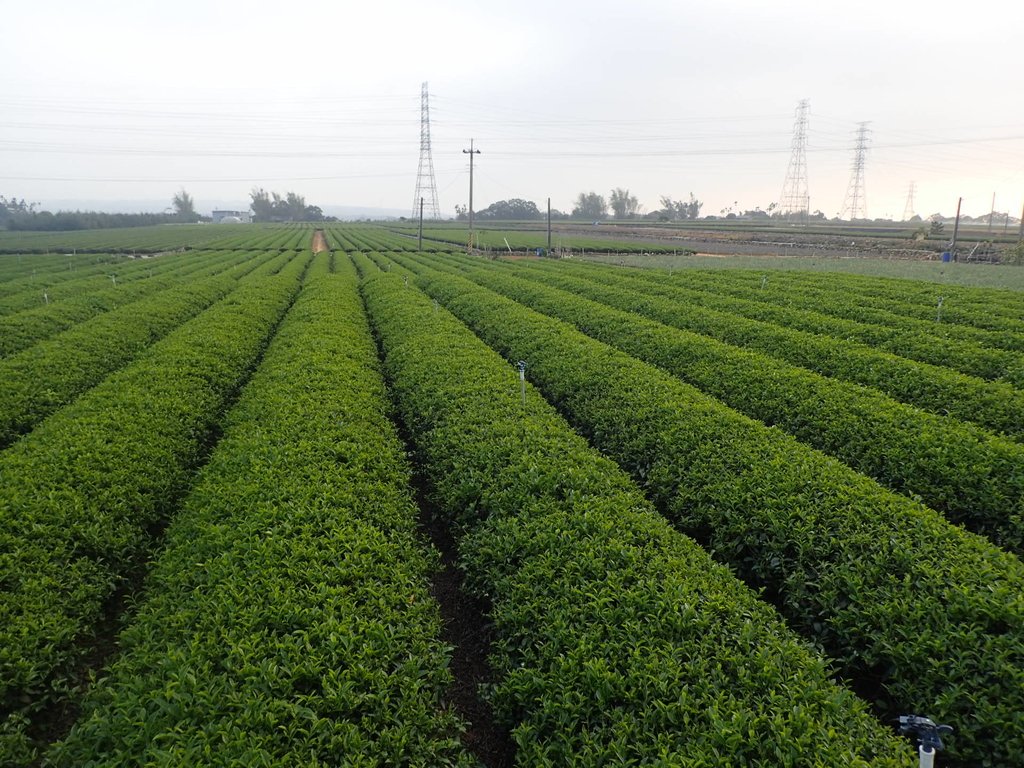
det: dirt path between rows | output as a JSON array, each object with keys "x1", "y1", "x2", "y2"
[{"x1": 311, "y1": 229, "x2": 328, "y2": 253}]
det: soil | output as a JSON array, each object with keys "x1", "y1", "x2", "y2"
[
  {"x1": 311, "y1": 230, "x2": 329, "y2": 254},
  {"x1": 413, "y1": 481, "x2": 516, "y2": 768}
]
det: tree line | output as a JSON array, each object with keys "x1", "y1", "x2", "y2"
[
  {"x1": 1, "y1": 187, "x2": 333, "y2": 231},
  {"x1": 0, "y1": 192, "x2": 203, "y2": 232},
  {"x1": 248, "y1": 188, "x2": 331, "y2": 223},
  {"x1": 454, "y1": 189, "x2": 704, "y2": 222}
]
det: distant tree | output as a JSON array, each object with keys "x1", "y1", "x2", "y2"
[
  {"x1": 609, "y1": 188, "x2": 640, "y2": 219},
  {"x1": 454, "y1": 204, "x2": 468, "y2": 221},
  {"x1": 250, "y1": 187, "x2": 275, "y2": 221},
  {"x1": 477, "y1": 198, "x2": 543, "y2": 220},
  {"x1": 572, "y1": 191, "x2": 608, "y2": 220},
  {"x1": 659, "y1": 193, "x2": 703, "y2": 220},
  {"x1": 249, "y1": 188, "x2": 324, "y2": 222},
  {"x1": 172, "y1": 189, "x2": 197, "y2": 219},
  {"x1": 0, "y1": 196, "x2": 36, "y2": 227},
  {"x1": 929, "y1": 220, "x2": 945, "y2": 236}
]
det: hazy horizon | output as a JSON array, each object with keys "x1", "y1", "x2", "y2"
[{"x1": 3, "y1": 0, "x2": 1022, "y2": 221}]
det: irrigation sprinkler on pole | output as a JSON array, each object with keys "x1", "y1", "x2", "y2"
[
  {"x1": 898, "y1": 715, "x2": 952, "y2": 768},
  {"x1": 936, "y1": 296, "x2": 944, "y2": 323},
  {"x1": 463, "y1": 140, "x2": 480, "y2": 253},
  {"x1": 418, "y1": 197, "x2": 424, "y2": 252},
  {"x1": 516, "y1": 361, "x2": 527, "y2": 407}
]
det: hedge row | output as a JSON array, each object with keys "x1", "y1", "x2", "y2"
[
  {"x1": 585, "y1": 262, "x2": 1024, "y2": 386},
  {"x1": 730, "y1": 270, "x2": 1024, "y2": 331},
  {"x1": 0, "y1": 274, "x2": 239, "y2": 450},
  {"x1": 407, "y1": 256, "x2": 1024, "y2": 554},
  {"x1": 506, "y1": 258, "x2": 1024, "y2": 440},
  {"x1": 670, "y1": 268, "x2": 1024, "y2": 354},
  {"x1": 0, "y1": 249, "x2": 212, "y2": 317},
  {"x1": 410, "y1": 267, "x2": 1024, "y2": 768},
  {"x1": 361, "y1": 270, "x2": 912, "y2": 766},
  {"x1": 0, "y1": 254, "x2": 309, "y2": 765},
  {"x1": 770, "y1": 279, "x2": 1024, "y2": 350},
  {"x1": 48, "y1": 262, "x2": 473, "y2": 766},
  {"x1": 0, "y1": 254, "x2": 131, "y2": 301},
  {"x1": 0, "y1": 250, "x2": 273, "y2": 358},
  {"x1": 205, "y1": 227, "x2": 311, "y2": 252}
]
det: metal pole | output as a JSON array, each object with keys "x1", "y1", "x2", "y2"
[
  {"x1": 950, "y1": 197, "x2": 962, "y2": 260},
  {"x1": 463, "y1": 140, "x2": 480, "y2": 251},
  {"x1": 1018, "y1": 201, "x2": 1024, "y2": 243},
  {"x1": 547, "y1": 197, "x2": 552, "y2": 256},
  {"x1": 418, "y1": 197, "x2": 424, "y2": 252}
]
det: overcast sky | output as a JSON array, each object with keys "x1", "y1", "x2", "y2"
[{"x1": 2, "y1": 0, "x2": 1022, "y2": 219}]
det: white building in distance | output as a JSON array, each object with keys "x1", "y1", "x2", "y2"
[{"x1": 211, "y1": 210, "x2": 252, "y2": 224}]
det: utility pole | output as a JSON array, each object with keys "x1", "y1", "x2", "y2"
[
  {"x1": 988, "y1": 192, "x2": 996, "y2": 233},
  {"x1": 418, "y1": 197, "x2": 424, "y2": 252},
  {"x1": 1018, "y1": 202, "x2": 1023, "y2": 243},
  {"x1": 547, "y1": 197, "x2": 552, "y2": 256},
  {"x1": 463, "y1": 139, "x2": 480, "y2": 251}
]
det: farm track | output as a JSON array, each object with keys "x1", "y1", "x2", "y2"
[{"x1": 310, "y1": 228, "x2": 329, "y2": 253}]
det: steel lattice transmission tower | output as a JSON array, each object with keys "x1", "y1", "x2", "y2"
[
  {"x1": 778, "y1": 99, "x2": 810, "y2": 217},
  {"x1": 412, "y1": 82, "x2": 441, "y2": 220},
  {"x1": 902, "y1": 181, "x2": 917, "y2": 221},
  {"x1": 841, "y1": 122, "x2": 871, "y2": 220}
]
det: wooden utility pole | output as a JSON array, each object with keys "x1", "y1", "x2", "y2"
[{"x1": 463, "y1": 140, "x2": 480, "y2": 252}]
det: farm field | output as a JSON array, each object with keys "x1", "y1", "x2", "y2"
[{"x1": 0, "y1": 225, "x2": 1022, "y2": 767}]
